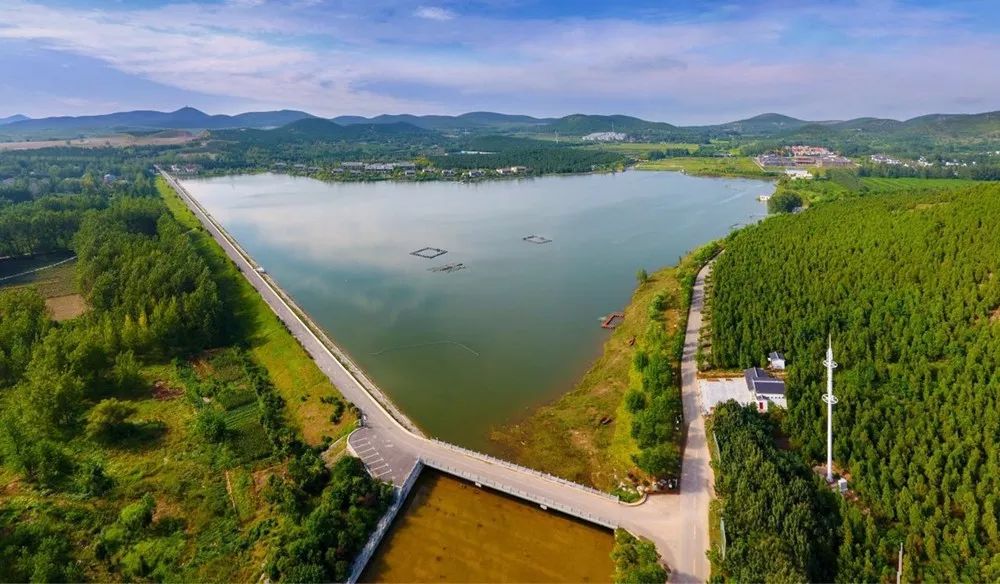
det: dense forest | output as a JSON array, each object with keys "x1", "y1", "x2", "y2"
[
  {"x1": 710, "y1": 402, "x2": 840, "y2": 582},
  {"x1": 709, "y1": 184, "x2": 1000, "y2": 581},
  {"x1": 0, "y1": 154, "x2": 390, "y2": 581}
]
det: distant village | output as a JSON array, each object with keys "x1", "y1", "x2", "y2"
[
  {"x1": 271, "y1": 161, "x2": 531, "y2": 181},
  {"x1": 167, "y1": 161, "x2": 533, "y2": 181}
]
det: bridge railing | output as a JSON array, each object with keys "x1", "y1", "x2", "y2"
[
  {"x1": 427, "y1": 439, "x2": 619, "y2": 502},
  {"x1": 422, "y1": 458, "x2": 618, "y2": 530},
  {"x1": 346, "y1": 461, "x2": 424, "y2": 584}
]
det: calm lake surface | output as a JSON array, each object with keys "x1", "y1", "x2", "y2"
[{"x1": 181, "y1": 171, "x2": 770, "y2": 448}]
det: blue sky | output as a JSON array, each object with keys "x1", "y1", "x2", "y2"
[{"x1": 0, "y1": 0, "x2": 997, "y2": 123}]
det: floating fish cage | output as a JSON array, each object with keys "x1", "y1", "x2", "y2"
[
  {"x1": 410, "y1": 247, "x2": 448, "y2": 259},
  {"x1": 429, "y1": 262, "x2": 466, "y2": 273}
]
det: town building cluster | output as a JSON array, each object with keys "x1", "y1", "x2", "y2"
[{"x1": 756, "y1": 146, "x2": 854, "y2": 169}]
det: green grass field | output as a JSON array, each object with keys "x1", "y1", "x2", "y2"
[
  {"x1": 635, "y1": 156, "x2": 774, "y2": 178},
  {"x1": 587, "y1": 142, "x2": 700, "y2": 155},
  {"x1": 159, "y1": 177, "x2": 355, "y2": 445}
]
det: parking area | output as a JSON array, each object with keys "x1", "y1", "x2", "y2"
[
  {"x1": 348, "y1": 426, "x2": 419, "y2": 487},
  {"x1": 699, "y1": 377, "x2": 755, "y2": 415}
]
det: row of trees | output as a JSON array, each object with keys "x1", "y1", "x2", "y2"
[
  {"x1": 626, "y1": 243, "x2": 721, "y2": 480},
  {"x1": 709, "y1": 184, "x2": 1000, "y2": 581}
]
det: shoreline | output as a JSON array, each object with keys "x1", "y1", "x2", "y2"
[
  {"x1": 184, "y1": 160, "x2": 775, "y2": 185},
  {"x1": 491, "y1": 242, "x2": 722, "y2": 494}
]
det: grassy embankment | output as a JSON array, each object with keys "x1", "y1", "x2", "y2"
[
  {"x1": 158, "y1": 177, "x2": 355, "y2": 444},
  {"x1": 491, "y1": 248, "x2": 712, "y2": 492}
]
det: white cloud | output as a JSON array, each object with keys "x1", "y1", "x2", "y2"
[
  {"x1": 0, "y1": 0, "x2": 996, "y2": 121},
  {"x1": 413, "y1": 6, "x2": 455, "y2": 21}
]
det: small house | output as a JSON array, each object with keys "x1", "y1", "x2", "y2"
[
  {"x1": 768, "y1": 352, "x2": 786, "y2": 370},
  {"x1": 744, "y1": 367, "x2": 786, "y2": 408}
]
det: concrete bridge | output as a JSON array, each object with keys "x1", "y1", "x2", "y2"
[{"x1": 161, "y1": 169, "x2": 715, "y2": 583}]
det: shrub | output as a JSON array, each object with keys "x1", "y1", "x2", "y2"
[
  {"x1": 193, "y1": 409, "x2": 228, "y2": 443},
  {"x1": 86, "y1": 398, "x2": 138, "y2": 440},
  {"x1": 75, "y1": 459, "x2": 113, "y2": 497},
  {"x1": 119, "y1": 494, "x2": 156, "y2": 533},
  {"x1": 631, "y1": 443, "x2": 680, "y2": 478},
  {"x1": 767, "y1": 190, "x2": 803, "y2": 214},
  {"x1": 624, "y1": 390, "x2": 647, "y2": 413},
  {"x1": 611, "y1": 529, "x2": 667, "y2": 584}
]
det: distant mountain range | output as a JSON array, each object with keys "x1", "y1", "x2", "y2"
[
  {"x1": 332, "y1": 111, "x2": 553, "y2": 131},
  {"x1": 0, "y1": 114, "x2": 30, "y2": 126},
  {"x1": 211, "y1": 117, "x2": 439, "y2": 146},
  {"x1": 1, "y1": 106, "x2": 998, "y2": 144},
  {"x1": 0, "y1": 107, "x2": 314, "y2": 137}
]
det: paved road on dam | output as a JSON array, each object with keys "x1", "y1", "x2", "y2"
[{"x1": 163, "y1": 169, "x2": 715, "y2": 583}]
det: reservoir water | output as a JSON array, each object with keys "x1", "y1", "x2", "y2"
[{"x1": 181, "y1": 171, "x2": 770, "y2": 448}]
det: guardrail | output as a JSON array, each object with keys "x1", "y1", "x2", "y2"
[
  {"x1": 428, "y1": 438, "x2": 619, "y2": 502},
  {"x1": 422, "y1": 458, "x2": 618, "y2": 530},
  {"x1": 346, "y1": 461, "x2": 424, "y2": 583}
]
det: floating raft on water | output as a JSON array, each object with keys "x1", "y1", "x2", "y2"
[
  {"x1": 411, "y1": 246, "x2": 448, "y2": 259},
  {"x1": 601, "y1": 311, "x2": 625, "y2": 329},
  {"x1": 522, "y1": 235, "x2": 552, "y2": 244},
  {"x1": 429, "y1": 262, "x2": 466, "y2": 273}
]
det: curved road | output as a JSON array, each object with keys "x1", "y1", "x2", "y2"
[{"x1": 162, "y1": 169, "x2": 716, "y2": 582}]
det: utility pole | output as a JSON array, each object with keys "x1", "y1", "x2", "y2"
[{"x1": 822, "y1": 335, "x2": 838, "y2": 483}]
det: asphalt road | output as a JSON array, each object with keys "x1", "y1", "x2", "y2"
[{"x1": 163, "y1": 169, "x2": 716, "y2": 582}]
